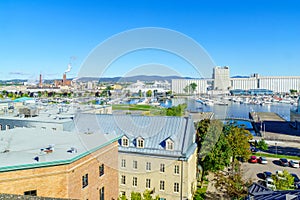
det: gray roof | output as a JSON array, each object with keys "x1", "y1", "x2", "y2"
[
  {"x1": 74, "y1": 114, "x2": 197, "y2": 159},
  {"x1": 0, "y1": 127, "x2": 119, "y2": 172},
  {"x1": 247, "y1": 183, "x2": 300, "y2": 200}
]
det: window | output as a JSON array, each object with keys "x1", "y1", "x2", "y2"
[
  {"x1": 24, "y1": 190, "x2": 37, "y2": 196},
  {"x1": 82, "y1": 174, "x2": 88, "y2": 188},
  {"x1": 146, "y1": 162, "x2": 151, "y2": 171},
  {"x1": 174, "y1": 182, "x2": 179, "y2": 193},
  {"x1": 160, "y1": 163, "x2": 165, "y2": 173},
  {"x1": 121, "y1": 191, "x2": 126, "y2": 197},
  {"x1": 121, "y1": 159, "x2": 126, "y2": 168},
  {"x1": 99, "y1": 187, "x2": 104, "y2": 200},
  {"x1": 133, "y1": 160, "x2": 138, "y2": 169},
  {"x1": 137, "y1": 138, "x2": 144, "y2": 148},
  {"x1": 121, "y1": 175, "x2": 126, "y2": 185},
  {"x1": 132, "y1": 177, "x2": 137, "y2": 187},
  {"x1": 174, "y1": 165, "x2": 180, "y2": 174},
  {"x1": 159, "y1": 180, "x2": 165, "y2": 191},
  {"x1": 146, "y1": 178, "x2": 151, "y2": 188},
  {"x1": 166, "y1": 140, "x2": 174, "y2": 150},
  {"x1": 122, "y1": 137, "x2": 129, "y2": 147},
  {"x1": 99, "y1": 164, "x2": 104, "y2": 176}
]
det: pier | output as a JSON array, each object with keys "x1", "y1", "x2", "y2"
[{"x1": 250, "y1": 112, "x2": 300, "y2": 142}]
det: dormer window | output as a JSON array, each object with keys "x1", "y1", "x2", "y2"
[
  {"x1": 166, "y1": 139, "x2": 174, "y2": 151},
  {"x1": 121, "y1": 136, "x2": 129, "y2": 147},
  {"x1": 136, "y1": 137, "x2": 144, "y2": 148}
]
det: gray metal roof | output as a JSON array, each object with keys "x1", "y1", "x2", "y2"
[
  {"x1": 0, "y1": 127, "x2": 119, "y2": 171},
  {"x1": 247, "y1": 183, "x2": 300, "y2": 200},
  {"x1": 74, "y1": 114, "x2": 197, "y2": 159}
]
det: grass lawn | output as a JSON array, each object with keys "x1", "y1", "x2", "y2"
[
  {"x1": 112, "y1": 104, "x2": 165, "y2": 116},
  {"x1": 252, "y1": 152, "x2": 300, "y2": 160}
]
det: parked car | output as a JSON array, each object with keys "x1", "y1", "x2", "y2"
[
  {"x1": 289, "y1": 160, "x2": 300, "y2": 168},
  {"x1": 258, "y1": 157, "x2": 268, "y2": 164},
  {"x1": 276, "y1": 170, "x2": 286, "y2": 180},
  {"x1": 249, "y1": 156, "x2": 258, "y2": 163},
  {"x1": 291, "y1": 173, "x2": 300, "y2": 183},
  {"x1": 279, "y1": 158, "x2": 289, "y2": 167},
  {"x1": 263, "y1": 171, "x2": 272, "y2": 179},
  {"x1": 264, "y1": 178, "x2": 276, "y2": 190}
]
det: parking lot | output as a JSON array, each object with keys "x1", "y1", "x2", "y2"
[{"x1": 242, "y1": 157, "x2": 300, "y2": 183}]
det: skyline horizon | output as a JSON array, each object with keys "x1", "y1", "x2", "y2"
[{"x1": 1, "y1": 0, "x2": 299, "y2": 80}]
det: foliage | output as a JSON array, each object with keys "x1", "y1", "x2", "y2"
[
  {"x1": 196, "y1": 119, "x2": 211, "y2": 143},
  {"x1": 146, "y1": 90, "x2": 152, "y2": 97},
  {"x1": 215, "y1": 160, "x2": 251, "y2": 199},
  {"x1": 256, "y1": 139, "x2": 268, "y2": 151},
  {"x1": 193, "y1": 187, "x2": 206, "y2": 200},
  {"x1": 290, "y1": 89, "x2": 298, "y2": 94},
  {"x1": 131, "y1": 191, "x2": 142, "y2": 200},
  {"x1": 183, "y1": 82, "x2": 197, "y2": 94},
  {"x1": 201, "y1": 131, "x2": 232, "y2": 172},
  {"x1": 119, "y1": 194, "x2": 127, "y2": 200},
  {"x1": 271, "y1": 169, "x2": 295, "y2": 190},
  {"x1": 142, "y1": 190, "x2": 159, "y2": 200},
  {"x1": 223, "y1": 122, "x2": 253, "y2": 162},
  {"x1": 165, "y1": 103, "x2": 187, "y2": 116}
]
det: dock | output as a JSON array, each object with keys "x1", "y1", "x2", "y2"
[{"x1": 250, "y1": 112, "x2": 300, "y2": 142}]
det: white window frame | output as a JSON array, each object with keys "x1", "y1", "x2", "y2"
[{"x1": 174, "y1": 165, "x2": 180, "y2": 175}]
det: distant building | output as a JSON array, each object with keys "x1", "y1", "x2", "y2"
[
  {"x1": 54, "y1": 73, "x2": 72, "y2": 87},
  {"x1": 213, "y1": 66, "x2": 231, "y2": 92},
  {"x1": 171, "y1": 79, "x2": 209, "y2": 94},
  {"x1": 0, "y1": 127, "x2": 120, "y2": 200},
  {"x1": 171, "y1": 66, "x2": 300, "y2": 94},
  {"x1": 75, "y1": 114, "x2": 198, "y2": 200}
]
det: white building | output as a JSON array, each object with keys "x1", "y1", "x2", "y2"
[
  {"x1": 212, "y1": 66, "x2": 231, "y2": 91},
  {"x1": 171, "y1": 79, "x2": 208, "y2": 94}
]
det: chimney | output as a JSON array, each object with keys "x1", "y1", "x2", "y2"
[
  {"x1": 39, "y1": 74, "x2": 42, "y2": 88},
  {"x1": 63, "y1": 73, "x2": 67, "y2": 86}
]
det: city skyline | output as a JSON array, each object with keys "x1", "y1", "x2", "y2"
[{"x1": 0, "y1": 0, "x2": 300, "y2": 80}]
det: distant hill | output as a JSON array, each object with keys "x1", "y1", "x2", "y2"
[
  {"x1": 231, "y1": 75, "x2": 250, "y2": 78},
  {"x1": 75, "y1": 75, "x2": 194, "y2": 82},
  {"x1": 0, "y1": 75, "x2": 197, "y2": 84}
]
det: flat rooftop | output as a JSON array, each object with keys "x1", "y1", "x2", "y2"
[{"x1": 0, "y1": 127, "x2": 119, "y2": 172}]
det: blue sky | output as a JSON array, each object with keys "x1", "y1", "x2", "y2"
[{"x1": 0, "y1": 0, "x2": 299, "y2": 80}]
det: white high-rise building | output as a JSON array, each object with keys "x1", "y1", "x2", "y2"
[{"x1": 212, "y1": 66, "x2": 230, "y2": 91}]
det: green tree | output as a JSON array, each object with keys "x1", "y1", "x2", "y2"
[
  {"x1": 290, "y1": 89, "x2": 298, "y2": 94},
  {"x1": 119, "y1": 194, "x2": 127, "y2": 200},
  {"x1": 201, "y1": 131, "x2": 232, "y2": 172},
  {"x1": 190, "y1": 82, "x2": 197, "y2": 93},
  {"x1": 131, "y1": 191, "x2": 142, "y2": 200},
  {"x1": 215, "y1": 160, "x2": 251, "y2": 199},
  {"x1": 146, "y1": 90, "x2": 152, "y2": 97},
  {"x1": 183, "y1": 83, "x2": 197, "y2": 94},
  {"x1": 165, "y1": 104, "x2": 186, "y2": 116},
  {"x1": 142, "y1": 190, "x2": 159, "y2": 200},
  {"x1": 196, "y1": 119, "x2": 211, "y2": 144},
  {"x1": 224, "y1": 122, "x2": 253, "y2": 162},
  {"x1": 256, "y1": 139, "x2": 268, "y2": 151},
  {"x1": 272, "y1": 170, "x2": 295, "y2": 190}
]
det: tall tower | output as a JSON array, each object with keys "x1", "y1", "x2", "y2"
[
  {"x1": 39, "y1": 74, "x2": 42, "y2": 88},
  {"x1": 213, "y1": 66, "x2": 230, "y2": 91}
]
